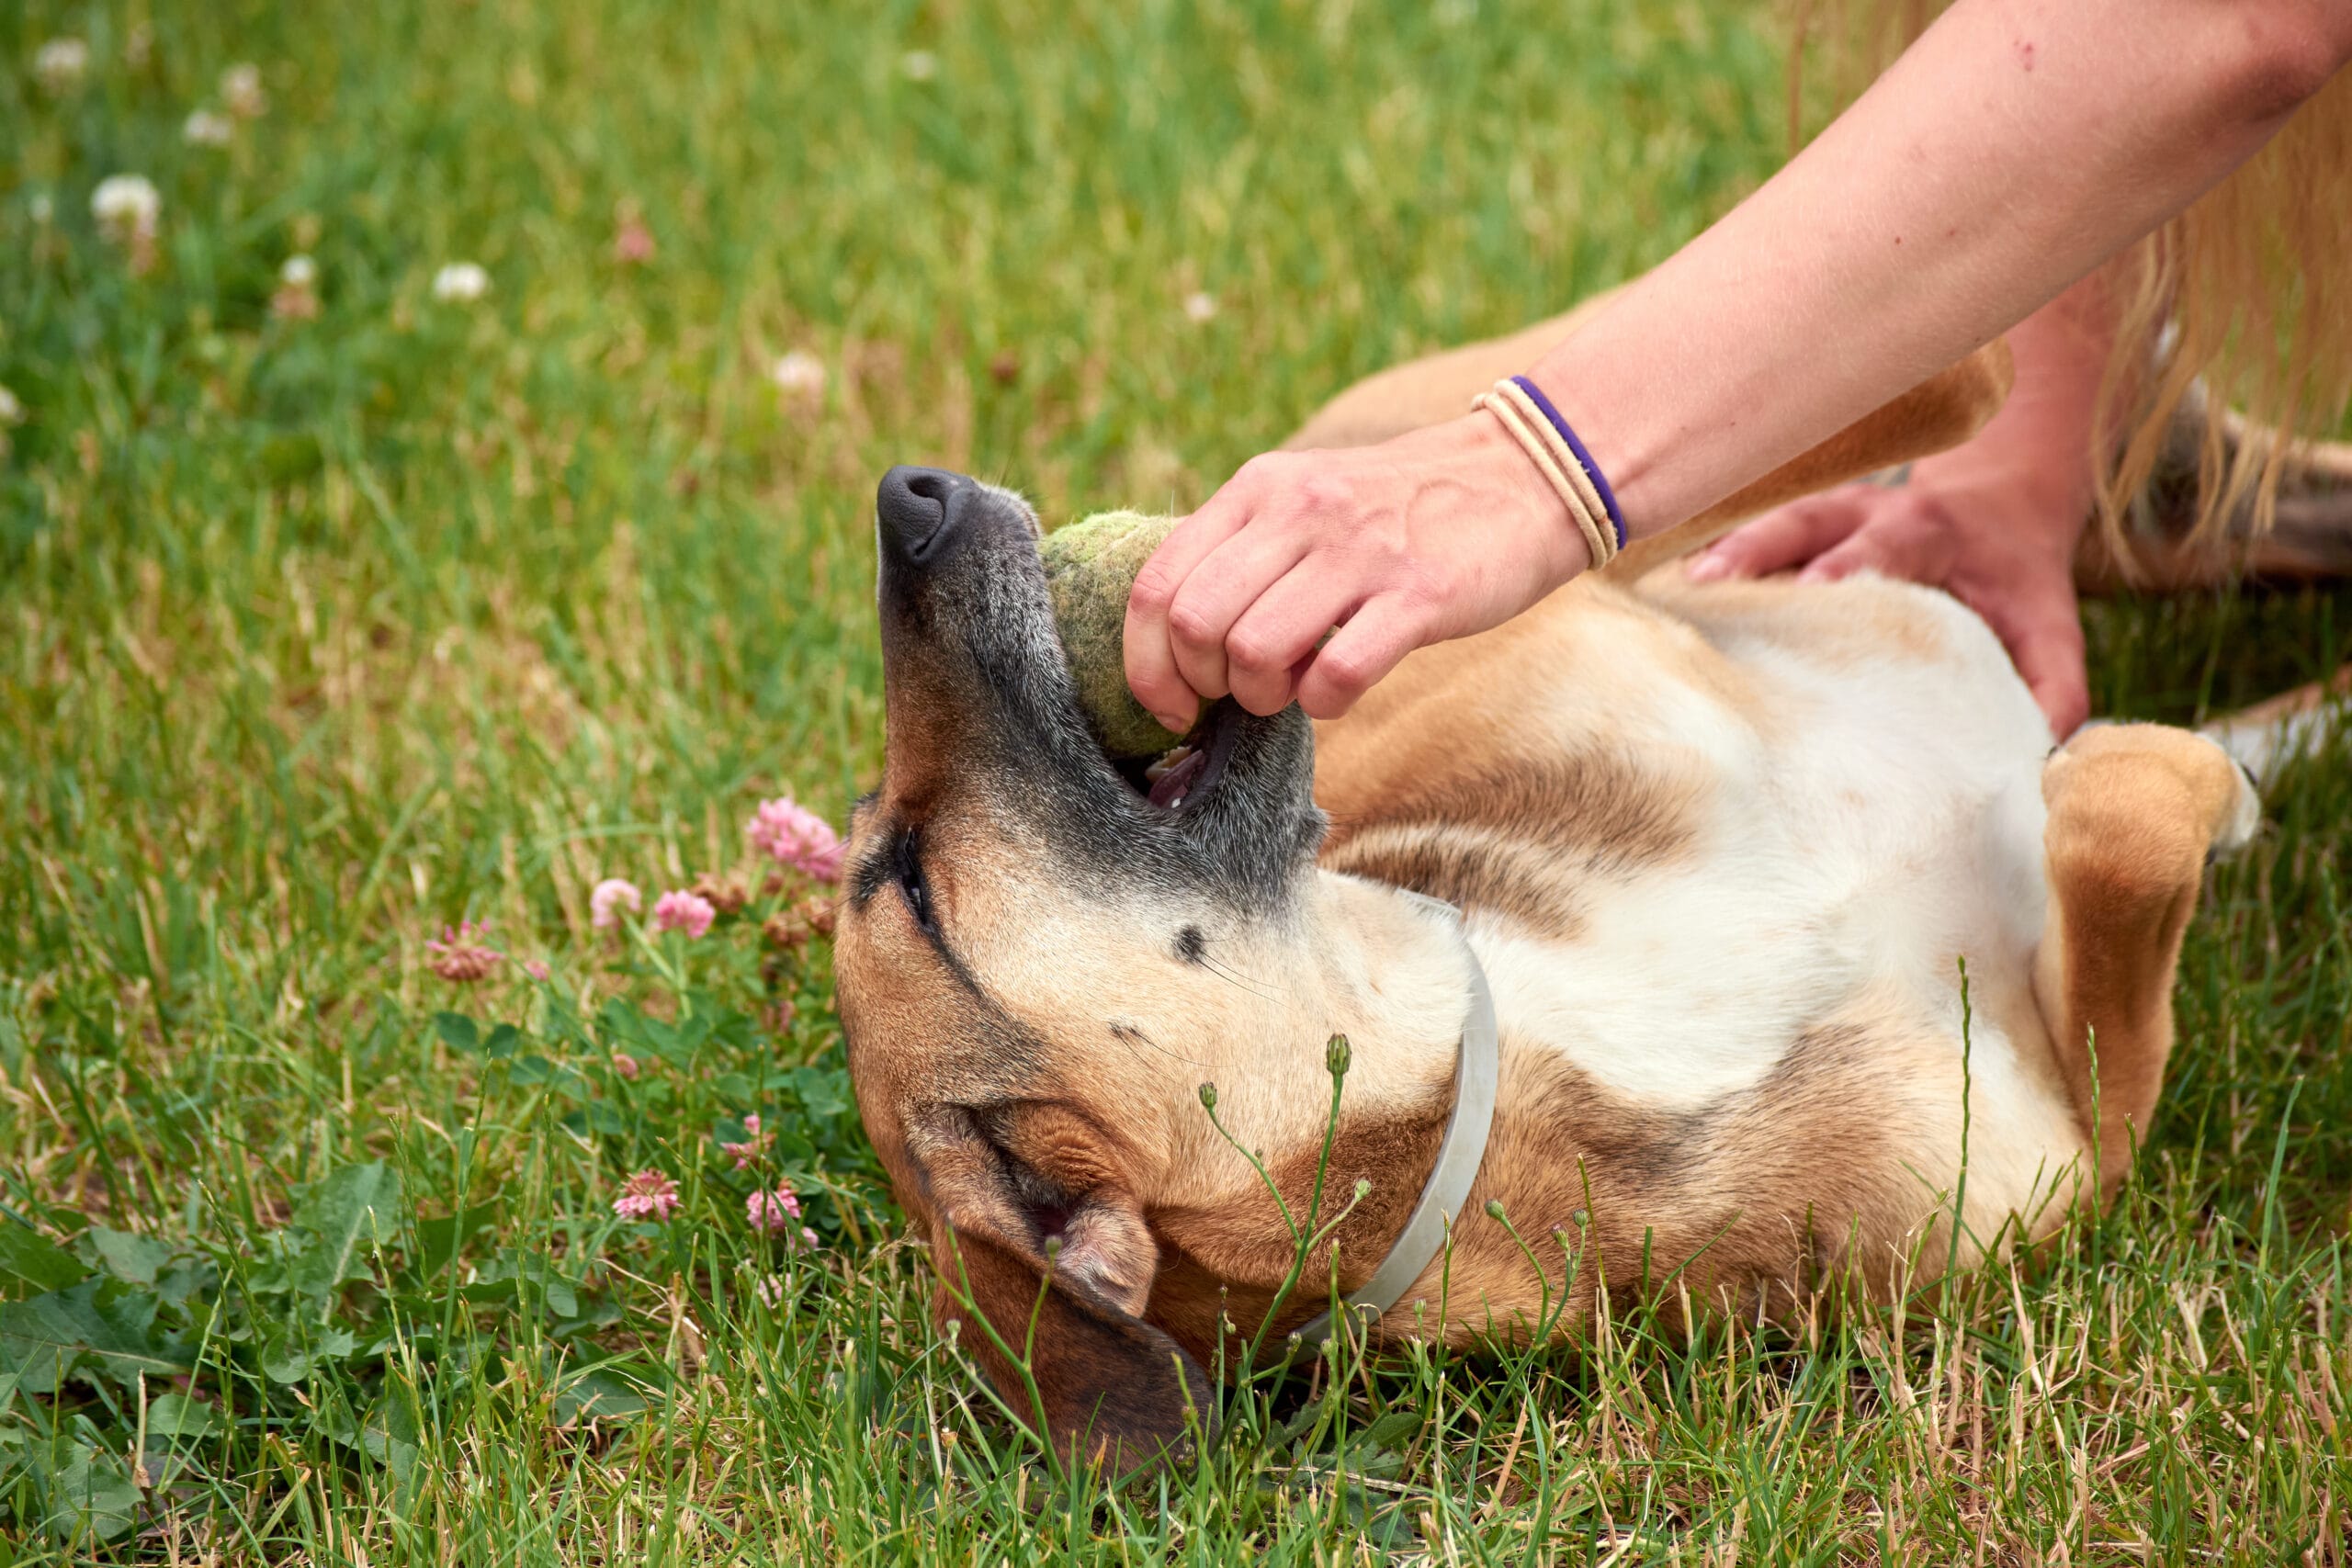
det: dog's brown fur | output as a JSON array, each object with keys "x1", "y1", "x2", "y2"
[{"x1": 836, "y1": 321, "x2": 2255, "y2": 1473}]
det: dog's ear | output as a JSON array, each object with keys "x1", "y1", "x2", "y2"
[{"x1": 913, "y1": 1103, "x2": 1211, "y2": 1473}]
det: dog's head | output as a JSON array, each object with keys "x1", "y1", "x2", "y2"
[{"x1": 834, "y1": 467, "x2": 1356, "y2": 1469}]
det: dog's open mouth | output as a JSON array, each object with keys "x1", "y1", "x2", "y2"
[{"x1": 1114, "y1": 699, "x2": 1245, "y2": 813}]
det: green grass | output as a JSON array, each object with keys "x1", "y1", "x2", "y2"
[{"x1": 2, "y1": 0, "x2": 2348, "y2": 1560}]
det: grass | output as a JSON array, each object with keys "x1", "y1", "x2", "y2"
[{"x1": 1, "y1": 0, "x2": 2348, "y2": 1560}]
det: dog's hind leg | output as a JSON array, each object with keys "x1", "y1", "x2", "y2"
[{"x1": 2033, "y1": 724, "x2": 2258, "y2": 1196}]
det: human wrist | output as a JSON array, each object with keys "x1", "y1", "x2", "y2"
[{"x1": 1444, "y1": 410, "x2": 1596, "y2": 582}]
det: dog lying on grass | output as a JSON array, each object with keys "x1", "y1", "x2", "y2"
[{"x1": 831, "y1": 332, "x2": 2263, "y2": 1471}]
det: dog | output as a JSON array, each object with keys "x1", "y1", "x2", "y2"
[{"x1": 831, "y1": 327, "x2": 2263, "y2": 1470}]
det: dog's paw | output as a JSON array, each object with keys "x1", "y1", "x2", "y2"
[{"x1": 2211, "y1": 740, "x2": 2262, "y2": 858}]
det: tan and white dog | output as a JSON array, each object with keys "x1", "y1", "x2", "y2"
[{"x1": 832, "y1": 325, "x2": 2262, "y2": 1468}]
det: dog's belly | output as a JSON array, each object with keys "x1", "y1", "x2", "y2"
[
  {"x1": 1516, "y1": 574, "x2": 2050, "y2": 1100},
  {"x1": 1321, "y1": 571, "x2": 2097, "y2": 1260}
]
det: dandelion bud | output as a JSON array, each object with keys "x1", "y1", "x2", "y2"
[
  {"x1": 1352, "y1": 1179, "x2": 1371, "y2": 1201},
  {"x1": 1484, "y1": 1199, "x2": 1507, "y2": 1223},
  {"x1": 1325, "y1": 1033, "x2": 1351, "y2": 1079},
  {"x1": 1197, "y1": 1082, "x2": 1217, "y2": 1111}
]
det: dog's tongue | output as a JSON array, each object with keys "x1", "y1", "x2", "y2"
[{"x1": 1147, "y1": 746, "x2": 1207, "y2": 809}]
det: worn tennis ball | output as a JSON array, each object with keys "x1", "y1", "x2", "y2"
[{"x1": 1040, "y1": 509, "x2": 1184, "y2": 757}]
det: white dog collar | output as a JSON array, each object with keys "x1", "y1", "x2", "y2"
[{"x1": 1292, "y1": 894, "x2": 1499, "y2": 1348}]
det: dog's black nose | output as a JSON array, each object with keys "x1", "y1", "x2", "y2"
[{"x1": 876, "y1": 466, "x2": 978, "y2": 564}]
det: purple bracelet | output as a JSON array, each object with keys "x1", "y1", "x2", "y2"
[{"x1": 1509, "y1": 375, "x2": 1626, "y2": 552}]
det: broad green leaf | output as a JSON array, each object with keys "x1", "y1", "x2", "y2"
[
  {"x1": 560, "y1": 1103, "x2": 630, "y2": 1137},
  {"x1": 553, "y1": 1363, "x2": 661, "y2": 1423},
  {"x1": 0, "y1": 1222, "x2": 88, "y2": 1296},
  {"x1": 0, "y1": 1280, "x2": 187, "y2": 1394},
  {"x1": 88, "y1": 1226, "x2": 174, "y2": 1287},
  {"x1": 432, "y1": 1012, "x2": 480, "y2": 1054},
  {"x1": 363, "y1": 1382, "x2": 423, "y2": 1493},
  {"x1": 507, "y1": 1053, "x2": 586, "y2": 1095},
  {"x1": 411, "y1": 1203, "x2": 500, "y2": 1275},
  {"x1": 793, "y1": 1065, "x2": 853, "y2": 1119},
  {"x1": 309, "y1": 1395, "x2": 360, "y2": 1448},
  {"x1": 483, "y1": 1022, "x2": 523, "y2": 1059},
  {"x1": 40, "y1": 1443, "x2": 141, "y2": 1543},
  {"x1": 288, "y1": 1162, "x2": 404, "y2": 1301},
  {"x1": 143, "y1": 1392, "x2": 222, "y2": 1438},
  {"x1": 261, "y1": 1333, "x2": 311, "y2": 1384},
  {"x1": 1352, "y1": 1409, "x2": 1420, "y2": 1453},
  {"x1": 458, "y1": 1279, "x2": 520, "y2": 1307}
]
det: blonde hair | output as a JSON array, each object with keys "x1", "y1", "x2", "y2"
[{"x1": 1788, "y1": 5, "x2": 2352, "y2": 558}]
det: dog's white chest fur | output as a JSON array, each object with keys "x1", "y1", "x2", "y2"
[{"x1": 1476, "y1": 575, "x2": 2060, "y2": 1118}]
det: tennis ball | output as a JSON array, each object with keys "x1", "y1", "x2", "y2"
[{"x1": 1040, "y1": 510, "x2": 1184, "y2": 757}]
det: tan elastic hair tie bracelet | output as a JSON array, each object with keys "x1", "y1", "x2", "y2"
[{"x1": 1471, "y1": 375, "x2": 1625, "y2": 569}]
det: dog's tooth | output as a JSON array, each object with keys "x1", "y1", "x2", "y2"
[{"x1": 1144, "y1": 744, "x2": 1194, "y2": 785}]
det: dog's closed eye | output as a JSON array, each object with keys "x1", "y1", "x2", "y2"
[{"x1": 895, "y1": 829, "x2": 937, "y2": 933}]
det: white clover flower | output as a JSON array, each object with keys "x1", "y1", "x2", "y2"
[
  {"x1": 899, "y1": 50, "x2": 938, "y2": 82},
  {"x1": 220, "y1": 62, "x2": 266, "y2": 118},
  {"x1": 29, "y1": 193, "x2": 54, "y2": 226},
  {"x1": 432, "y1": 262, "x2": 491, "y2": 303},
  {"x1": 1182, "y1": 290, "x2": 1218, "y2": 324},
  {"x1": 91, "y1": 175, "x2": 162, "y2": 245},
  {"x1": 183, "y1": 108, "x2": 234, "y2": 148},
  {"x1": 35, "y1": 38, "x2": 90, "y2": 96},
  {"x1": 273, "y1": 254, "x2": 321, "y2": 320},
  {"x1": 771, "y1": 350, "x2": 827, "y2": 398},
  {"x1": 0, "y1": 385, "x2": 24, "y2": 428}
]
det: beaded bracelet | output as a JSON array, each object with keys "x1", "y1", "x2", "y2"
[{"x1": 1472, "y1": 375, "x2": 1626, "y2": 568}]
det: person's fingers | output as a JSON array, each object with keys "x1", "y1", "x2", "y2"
[
  {"x1": 1221, "y1": 567, "x2": 1362, "y2": 716},
  {"x1": 1794, "y1": 503, "x2": 1959, "y2": 586},
  {"x1": 1684, "y1": 492, "x2": 1870, "y2": 581},
  {"x1": 1125, "y1": 479, "x2": 1261, "y2": 731},
  {"x1": 1295, "y1": 597, "x2": 1432, "y2": 721},
  {"x1": 1163, "y1": 525, "x2": 1316, "y2": 715}
]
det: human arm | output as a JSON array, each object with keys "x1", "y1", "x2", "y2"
[
  {"x1": 1685, "y1": 276, "x2": 2111, "y2": 737},
  {"x1": 1124, "y1": 0, "x2": 2352, "y2": 731}
]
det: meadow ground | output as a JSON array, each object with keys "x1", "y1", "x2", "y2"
[{"x1": 3, "y1": 1, "x2": 2350, "y2": 1561}]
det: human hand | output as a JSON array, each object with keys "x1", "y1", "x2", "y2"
[
  {"x1": 1123, "y1": 412, "x2": 1591, "y2": 730},
  {"x1": 1684, "y1": 459, "x2": 2092, "y2": 738}
]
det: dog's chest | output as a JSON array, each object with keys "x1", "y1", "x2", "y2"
[{"x1": 1365, "y1": 576, "x2": 2060, "y2": 1117}]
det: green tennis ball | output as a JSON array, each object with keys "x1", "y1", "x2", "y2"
[{"x1": 1040, "y1": 510, "x2": 1184, "y2": 757}]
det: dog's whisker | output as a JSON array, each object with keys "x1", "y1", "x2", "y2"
[
  {"x1": 1197, "y1": 954, "x2": 1284, "y2": 1002},
  {"x1": 1109, "y1": 1021, "x2": 1204, "y2": 1068}
]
